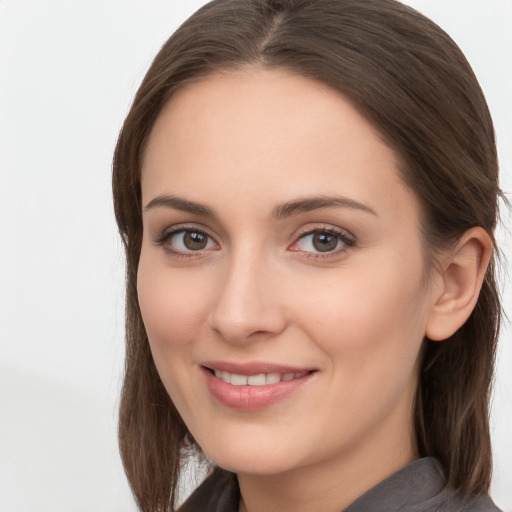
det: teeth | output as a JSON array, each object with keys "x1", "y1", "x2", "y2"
[
  {"x1": 266, "y1": 372, "x2": 281, "y2": 384},
  {"x1": 230, "y1": 373, "x2": 248, "y2": 385},
  {"x1": 213, "y1": 370, "x2": 309, "y2": 386},
  {"x1": 247, "y1": 374, "x2": 266, "y2": 386}
]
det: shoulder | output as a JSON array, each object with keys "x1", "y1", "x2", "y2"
[
  {"x1": 462, "y1": 495, "x2": 502, "y2": 512},
  {"x1": 178, "y1": 468, "x2": 239, "y2": 512},
  {"x1": 435, "y1": 492, "x2": 502, "y2": 512},
  {"x1": 421, "y1": 486, "x2": 502, "y2": 512},
  {"x1": 344, "y1": 458, "x2": 502, "y2": 512}
]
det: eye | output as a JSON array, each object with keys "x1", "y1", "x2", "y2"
[
  {"x1": 291, "y1": 228, "x2": 355, "y2": 255},
  {"x1": 155, "y1": 228, "x2": 218, "y2": 254}
]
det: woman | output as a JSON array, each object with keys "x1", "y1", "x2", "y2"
[{"x1": 112, "y1": 1, "x2": 503, "y2": 511}]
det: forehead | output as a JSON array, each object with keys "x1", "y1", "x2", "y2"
[{"x1": 141, "y1": 67, "x2": 418, "y2": 225}]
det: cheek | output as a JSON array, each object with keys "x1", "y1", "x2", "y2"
[
  {"x1": 136, "y1": 255, "x2": 214, "y2": 414},
  {"x1": 296, "y1": 251, "x2": 429, "y2": 368},
  {"x1": 136, "y1": 256, "x2": 211, "y2": 348},
  {"x1": 295, "y1": 260, "x2": 428, "y2": 438}
]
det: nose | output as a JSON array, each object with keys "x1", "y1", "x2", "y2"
[{"x1": 207, "y1": 250, "x2": 287, "y2": 344}]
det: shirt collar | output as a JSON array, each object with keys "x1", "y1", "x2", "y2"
[{"x1": 344, "y1": 457, "x2": 445, "y2": 511}]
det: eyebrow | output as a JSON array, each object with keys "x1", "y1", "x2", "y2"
[
  {"x1": 143, "y1": 194, "x2": 377, "y2": 218},
  {"x1": 144, "y1": 195, "x2": 216, "y2": 217},
  {"x1": 271, "y1": 196, "x2": 378, "y2": 219}
]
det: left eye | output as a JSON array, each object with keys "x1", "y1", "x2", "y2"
[
  {"x1": 295, "y1": 230, "x2": 353, "y2": 253},
  {"x1": 168, "y1": 229, "x2": 217, "y2": 252}
]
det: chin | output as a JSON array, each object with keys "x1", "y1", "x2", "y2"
[
  {"x1": 213, "y1": 456, "x2": 297, "y2": 477},
  {"x1": 200, "y1": 436, "x2": 302, "y2": 476}
]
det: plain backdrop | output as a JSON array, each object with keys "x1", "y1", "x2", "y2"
[{"x1": 0, "y1": 1, "x2": 511, "y2": 511}]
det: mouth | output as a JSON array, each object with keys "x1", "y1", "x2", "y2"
[
  {"x1": 201, "y1": 362, "x2": 317, "y2": 409},
  {"x1": 205, "y1": 368, "x2": 312, "y2": 386}
]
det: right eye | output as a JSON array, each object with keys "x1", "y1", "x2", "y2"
[{"x1": 155, "y1": 228, "x2": 218, "y2": 255}]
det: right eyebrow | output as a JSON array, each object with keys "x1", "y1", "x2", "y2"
[{"x1": 143, "y1": 195, "x2": 216, "y2": 217}]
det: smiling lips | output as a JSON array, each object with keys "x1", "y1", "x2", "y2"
[
  {"x1": 213, "y1": 369, "x2": 310, "y2": 386},
  {"x1": 202, "y1": 363, "x2": 315, "y2": 409}
]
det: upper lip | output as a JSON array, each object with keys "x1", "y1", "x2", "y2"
[{"x1": 201, "y1": 361, "x2": 315, "y2": 375}]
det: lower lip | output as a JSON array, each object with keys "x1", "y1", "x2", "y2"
[{"x1": 202, "y1": 367, "x2": 315, "y2": 410}]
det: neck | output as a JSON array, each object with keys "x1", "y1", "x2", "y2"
[{"x1": 237, "y1": 413, "x2": 417, "y2": 512}]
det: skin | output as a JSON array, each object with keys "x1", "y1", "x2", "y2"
[{"x1": 137, "y1": 67, "x2": 490, "y2": 512}]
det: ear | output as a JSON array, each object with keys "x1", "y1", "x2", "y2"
[{"x1": 425, "y1": 227, "x2": 493, "y2": 342}]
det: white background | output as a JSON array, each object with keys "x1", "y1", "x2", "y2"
[{"x1": 0, "y1": 1, "x2": 510, "y2": 511}]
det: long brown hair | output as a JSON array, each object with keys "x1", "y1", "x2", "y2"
[{"x1": 112, "y1": 1, "x2": 502, "y2": 510}]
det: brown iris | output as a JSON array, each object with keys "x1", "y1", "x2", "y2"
[
  {"x1": 312, "y1": 232, "x2": 339, "y2": 252},
  {"x1": 183, "y1": 231, "x2": 209, "y2": 250}
]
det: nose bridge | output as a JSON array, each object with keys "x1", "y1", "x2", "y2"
[{"x1": 208, "y1": 242, "x2": 285, "y2": 343}]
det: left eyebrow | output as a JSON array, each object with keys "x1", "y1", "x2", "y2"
[{"x1": 272, "y1": 195, "x2": 378, "y2": 219}]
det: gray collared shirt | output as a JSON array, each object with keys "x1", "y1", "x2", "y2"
[{"x1": 179, "y1": 458, "x2": 501, "y2": 511}]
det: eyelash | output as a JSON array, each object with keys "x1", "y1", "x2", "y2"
[
  {"x1": 291, "y1": 227, "x2": 356, "y2": 259},
  {"x1": 153, "y1": 225, "x2": 356, "y2": 259},
  {"x1": 153, "y1": 225, "x2": 217, "y2": 258}
]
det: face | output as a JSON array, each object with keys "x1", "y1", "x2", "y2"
[{"x1": 138, "y1": 68, "x2": 439, "y2": 479}]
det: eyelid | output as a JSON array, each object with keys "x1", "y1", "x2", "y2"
[
  {"x1": 153, "y1": 223, "x2": 220, "y2": 255},
  {"x1": 288, "y1": 225, "x2": 356, "y2": 258},
  {"x1": 152, "y1": 222, "x2": 355, "y2": 259}
]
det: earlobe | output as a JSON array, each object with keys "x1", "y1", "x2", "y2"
[{"x1": 425, "y1": 227, "x2": 492, "y2": 342}]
